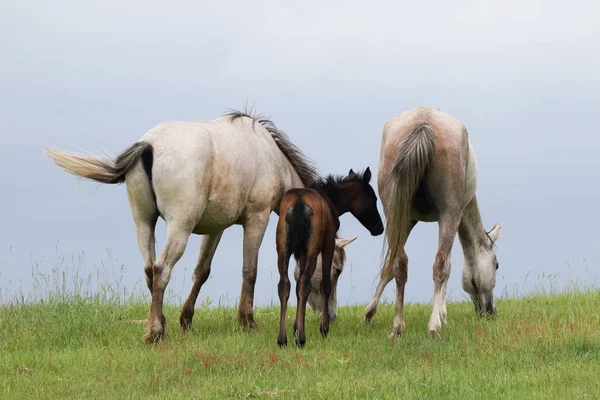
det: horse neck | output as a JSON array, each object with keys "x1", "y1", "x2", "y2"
[
  {"x1": 457, "y1": 195, "x2": 489, "y2": 260},
  {"x1": 318, "y1": 183, "x2": 353, "y2": 216}
]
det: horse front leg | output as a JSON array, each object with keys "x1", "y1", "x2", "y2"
[
  {"x1": 238, "y1": 211, "x2": 270, "y2": 330},
  {"x1": 319, "y1": 241, "x2": 335, "y2": 338}
]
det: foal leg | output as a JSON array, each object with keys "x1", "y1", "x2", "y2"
[
  {"x1": 428, "y1": 213, "x2": 460, "y2": 336},
  {"x1": 276, "y1": 249, "x2": 292, "y2": 347},
  {"x1": 180, "y1": 232, "x2": 223, "y2": 330},
  {"x1": 238, "y1": 211, "x2": 270, "y2": 329},
  {"x1": 146, "y1": 222, "x2": 192, "y2": 344},
  {"x1": 294, "y1": 254, "x2": 318, "y2": 348}
]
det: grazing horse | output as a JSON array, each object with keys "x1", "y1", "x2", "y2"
[
  {"x1": 45, "y1": 109, "x2": 319, "y2": 343},
  {"x1": 294, "y1": 236, "x2": 356, "y2": 322},
  {"x1": 364, "y1": 107, "x2": 503, "y2": 337},
  {"x1": 276, "y1": 169, "x2": 384, "y2": 347}
]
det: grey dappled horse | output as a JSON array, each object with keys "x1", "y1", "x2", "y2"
[{"x1": 364, "y1": 107, "x2": 503, "y2": 337}]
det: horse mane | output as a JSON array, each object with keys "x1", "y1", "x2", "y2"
[
  {"x1": 223, "y1": 108, "x2": 319, "y2": 187},
  {"x1": 310, "y1": 171, "x2": 365, "y2": 190}
]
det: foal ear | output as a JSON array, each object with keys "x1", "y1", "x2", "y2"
[
  {"x1": 488, "y1": 222, "x2": 503, "y2": 243},
  {"x1": 348, "y1": 169, "x2": 357, "y2": 178},
  {"x1": 363, "y1": 167, "x2": 372, "y2": 183},
  {"x1": 335, "y1": 237, "x2": 357, "y2": 248}
]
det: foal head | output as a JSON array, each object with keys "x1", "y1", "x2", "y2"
[{"x1": 344, "y1": 167, "x2": 384, "y2": 236}]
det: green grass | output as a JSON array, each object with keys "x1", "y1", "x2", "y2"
[{"x1": 1, "y1": 291, "x2": 599, "y2": 399}]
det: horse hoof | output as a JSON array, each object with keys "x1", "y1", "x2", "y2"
[
  {"x1": 295, "y1": 338, "x2": 306, "y2": 348},
  {"x1": 320, "y1": 325, "x2": 329, "y2": 338},
  {"x1": 144, "y1": 329, "x2": 165, "y2": 344}
]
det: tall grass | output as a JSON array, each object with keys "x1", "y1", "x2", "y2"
[{"x1": 0, "y1": 251, "x2": 599, "y2": 399}]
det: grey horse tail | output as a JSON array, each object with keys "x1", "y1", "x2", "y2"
[
  {"x1": 45, "y1": 142, "x2": 154, "y2": 184},
  {"x1": 383, "y1": 124, "x2": 436, "y2": 267},
  {"x1": 285, "y1": 199, "x2": 314, "y2": 261}
]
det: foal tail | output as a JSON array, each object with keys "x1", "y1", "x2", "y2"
[
  {"x1": 384, "y1": 124, "x2": 436, "y2": 267},
  {"x1": 45, "y1": 142, "x2": 153, "y2": 184},
  {"x1": 285, "y1": 199, "x2": 314, "y2": 261}
]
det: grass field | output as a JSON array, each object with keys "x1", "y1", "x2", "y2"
[{"x1": 1, "y1": 288, "x2": 599, "y2": 399}]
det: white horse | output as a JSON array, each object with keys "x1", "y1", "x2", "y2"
[
  {"x1": 294, "y1": 237, "x2": 356, "y2": 322},
  {"x1": 364, "y1": 107, "x2": 503, "y2": 336},
  {"x1": 46, "y1": 110, "x2": 319, "y2": 343}
]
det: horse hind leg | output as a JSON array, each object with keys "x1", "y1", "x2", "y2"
[
  {"x1": 145, "y1": 221, "x2": 192, "y2": 344},
  {"x1": 319, "y1": 240, "x2": 335, "y2": 339},
  {"x1": 126, "y1": 163, "x2": 159, "y2": 293},
  {"x1": 180, "y1": 232, "x2": 223, "y2": 330},
  {"x1": 366, "y1": 220, "x2": 416, "y2": 326}
]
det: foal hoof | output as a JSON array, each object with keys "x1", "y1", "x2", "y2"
[
  {"x1": 295, "y1": 338, "x2": 306, "y2": 348},
  {"x1": 277, "y1": 336, "x2": 288, "y2": 348},
  {"x1": 180, "y1": 315, "x2": 193, "y2": 331},
  {"x1": 320, "y1": 324, "x2": 330, "y2": 338}
]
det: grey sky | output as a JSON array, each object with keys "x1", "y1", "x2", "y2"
[{"x1": 2, "y1": 1, "x2": 599, "y2": 308}]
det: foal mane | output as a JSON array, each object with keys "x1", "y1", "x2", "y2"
[{"x1": 223, "y1": 108, "x2": 319, "y2": 187}]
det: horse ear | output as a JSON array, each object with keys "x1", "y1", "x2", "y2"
[
  {"x1": 363, "y1": 167, "x2": 372, "y2": 183},
  {"x1": 488, "y1": 222, "x2": 503, "y2": 243},
  {"x1": 335, "y1": 237, "x2": 357, "y2": 248},
  {"x1": 348, "y1": 169, "x2": 357, "y2": 178}
]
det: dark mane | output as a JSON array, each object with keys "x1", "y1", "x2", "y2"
[
  {"x1": 223, "y1": 107, "x2": 319, "y2": 187},
  {"x1": 310, "y1": 171, "x2": 365, "y2": 190}
]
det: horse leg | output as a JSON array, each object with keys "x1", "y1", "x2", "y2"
[
  {"x1": 294, "y1": 254, "x2": 318, "y2": 348},
  {"x1": 366, "y1": 220, "x2": 417, "y2": 326},
  {"x1": 180, "y1": 232, "x2": 223, "y2": 330},
  {"x1": 390, "y1": 250, "x2": 410, "y2": 336},
  {"x1": 319, "y1": 240, "x2": 335, "y2": 338},
  {"x1": 276, "y1": 248, "x2": 292, "y2": 347},
  {"x1": 135, "y1": 217, "x2": 158, "y2": 293},
  {"x1": 428, "y1": 213, "x2": 460, "y2": 336},
  {"x1": 238, "y1": 211, "x2": 270, "y2": 329},
  {"x1": 145, "y1": 222, "x2": 191, "y2": 344}
]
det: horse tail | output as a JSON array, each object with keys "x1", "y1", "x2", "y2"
[
  {"x1": 45, "y1": 142, "x2": 153, "y2": 184},
  {"x1": 384, "y1": 124, "x2": 436, "y2": 267},
  {"x1": 285, "y1": 198, "x2": 313, "y2": 261}
]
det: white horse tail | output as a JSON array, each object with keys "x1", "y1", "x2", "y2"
[
  {"x1": 45, "y1": 142, "x2": 153, "y2": 184},
  {"x1": 384, "y1": 124, "x2": 436, "y2": 267}
]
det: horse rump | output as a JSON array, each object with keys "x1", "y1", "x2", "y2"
[{"x1": 285, "y1": 199, "x2": 313, "y2": 260}]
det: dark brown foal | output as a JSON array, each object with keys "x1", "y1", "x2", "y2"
[{"x1": 275, "y1": 168, "x2": 384, "y2": 348}]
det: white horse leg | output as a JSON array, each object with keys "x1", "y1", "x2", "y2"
[
  {"x1": 238, "y1": 211, "x2": 270, "y2": 329},
  {"x1": 391, "y1": 250, "x2": 410, "y2": 335},
  {"x1": 428, "y1": 213, "x2": 460, "y2": 336},
  {"x1": 145, "y1": 222, "x2": 191, "y2": 344},
  {"x1": 180, "y1": 232, "x2": 224, "y2": 330},
  {"x1": 364, "y1": 261, "x2": 394, "y2": 325},
  {"x1": 366, "y1": 220, "x2": 416, "y2": 326},
  {"x1": 134, "y1": 218, "x2": 158, "y2": 293}
]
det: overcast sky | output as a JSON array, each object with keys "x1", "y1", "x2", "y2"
[{"x1": 1, "y1": 1, "x2": 599, "y2": 309}]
